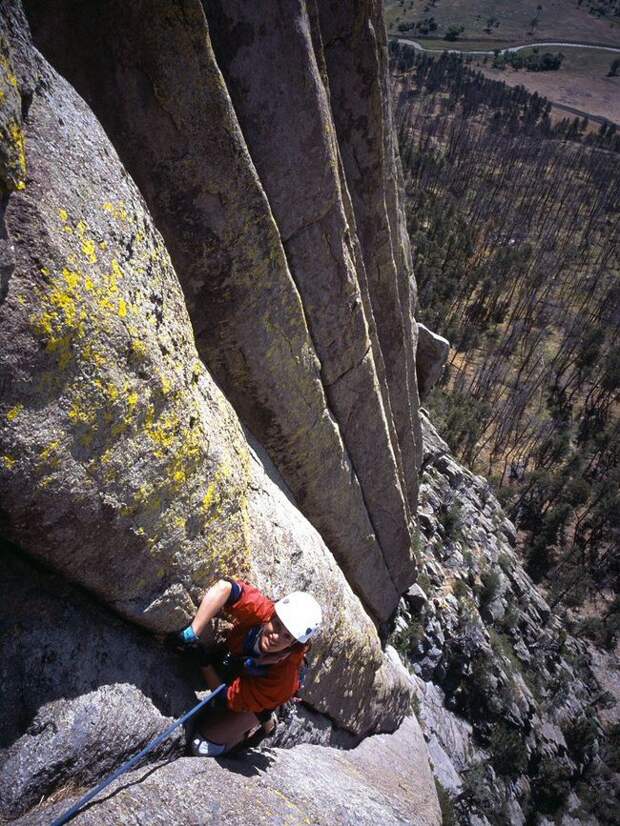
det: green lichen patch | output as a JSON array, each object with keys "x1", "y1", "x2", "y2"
[{"x1": 28, "y1": 198, "x2": 253, "y2": 588}]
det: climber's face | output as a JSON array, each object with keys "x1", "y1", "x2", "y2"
[{"x1": 260, "y1": 613, "x2": 296, "y2": 653}]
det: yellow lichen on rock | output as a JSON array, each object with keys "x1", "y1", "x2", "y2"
[
  {"x1": 81, "y1": 237, "x2": 97, "y2": 264},
  {"x1": 29, "y1": 208, "x2": 144, "y2": 376},
  {"x1": 30, "y1": 266, "x2": 85, "y2": 370},
  {"x1": 1, "y1": 49, "x2": 256, "y2": 634},
  {"x1": 6, "y1": 403, "x2": 23, "y2": 422},
  {"x1": 0, "y1": 35, "x2": 28, "y2": 191},
  {"x1": 8, "y1": 120, "x2": 26, "y2": 173},
  {"x1": 130, "y1": 338, "x2": 147, "y2": 358},
  {"x1": 102, "y1": 200, "x2": 128, "y2": 222}
]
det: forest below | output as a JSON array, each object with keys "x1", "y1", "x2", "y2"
[{"x1": 391, "y1": 43, "x2": 619, "y2": 647}]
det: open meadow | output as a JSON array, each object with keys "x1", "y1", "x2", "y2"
[{"x1": 477, "y1": 47, "x2": 620, "y2": 123}]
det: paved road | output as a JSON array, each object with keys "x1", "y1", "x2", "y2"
[
  {"x1": 546, "y1": 101, "x2": 615, "y2": 126},
  {"x1": 394, "y1": 37, "x2": 620, "y2": 56}
]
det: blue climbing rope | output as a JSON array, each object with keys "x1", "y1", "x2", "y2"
[{"x1": 50, "y1": 683, "x2": 227, "y2": 826}]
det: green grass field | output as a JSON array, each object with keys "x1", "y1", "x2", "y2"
[{"x1": 385, "y1": 0, "x2": 619, "y2": 46}]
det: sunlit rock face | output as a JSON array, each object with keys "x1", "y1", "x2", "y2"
[
  {"x1": 317, "y1": 0, "x2": 422, "y2": 513},
  {"x1": 0, "y1": 0, "x2": 412, "y2": 740},
  {"x1": 23, "y1": 0, "x2": 423, "y2": 623},
  {"x1": 416, "y1": 324, "x2": 449, "y2": 400},
  {"x1": 13, "y1": 717, "x2": 441, "y2": 826},
  {"x1": 0, "y1": 547, "x2": 414, "y2": 821},
  {"x1": 0, "y1": 2, "x2": 253, "y2": 629}
]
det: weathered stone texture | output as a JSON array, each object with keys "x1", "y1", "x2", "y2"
[
  {"x1": 317, "y1": 0, "x2": 422, "y2": 511},
  {"x1": 0, "y1": 3, "x2": 436, "y2": 822},
  {"x1": 0, "y1": 548, "x2": 195, "y2": 752},
  {"x1": 392, "y1": 411, "x2": 618, "y2": 824},
  {"x1": 0, "y1": 12, "x2": 251, "y2": 628},
  {"x1": 0, "y1": 548, "x2": 190, "y2": 820},
  {"x1": 205, "y1": 0, "x2": 416, "y2": 592},
  {"x1": 416, "y1": 323, "x2": 449, "y2": 399},
  {"x1": 16, "y1": 716, "x2": 441, "y2": 826},
  {"x1": 0, "y1": 546, "x2": 410, "y2": 819},
  {"x1": 0, "y1": 683, "x2": 183, "y2": 820}
]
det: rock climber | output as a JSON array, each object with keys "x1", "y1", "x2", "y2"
[{"x1": 167, "y1": 578, "x2": 322, "y2": 757}]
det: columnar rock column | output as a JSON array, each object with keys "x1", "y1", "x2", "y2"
[
  {"x1": 0, "y1": 0, "x2": 412, "y2": 737},
  {"x1": 205, "y1": 0, "x2": 415, "y2": 589},
  {"x1": 317, "y1": 0, "x2": 423, "y2": 512}
]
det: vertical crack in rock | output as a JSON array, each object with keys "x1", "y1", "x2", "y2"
[
  {"x1": 205, "y1": 0, "x2": 416, "y2": 596},
  {"x1": 22, "y1": 0, "x2": 420, "y2": 620},
  {"x1": 0, "y1": 194, "x2": 14, "y2": 306},
  {"x1": 0, "y1": 6, "x2": 35, "y2": 306},
  {"x1": 317, "y1": 0, "x2": 422, "y2": 514}
]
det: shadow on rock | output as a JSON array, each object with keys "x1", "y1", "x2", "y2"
[
  {"x1": 219, "y1": 749, "x2": 277, "y2": 777},
  {"x1": 0, "y1": 542, "x2": 197, "y2": 750},
  {"x1": 73, "y1": 755, "x2": 178, "y2": 818}
]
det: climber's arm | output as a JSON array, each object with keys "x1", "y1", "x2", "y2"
[{"x1": 191, "y1": 579, "x2": 234, "y2": 638}]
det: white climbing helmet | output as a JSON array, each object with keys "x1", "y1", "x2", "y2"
[{"x1": 275, "y1": 591, "x2": 322, "y2": 644}]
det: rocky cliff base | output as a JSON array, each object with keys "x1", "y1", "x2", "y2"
[{"x1": 392, "y1": 412, "x2": 620, "y2": 826}]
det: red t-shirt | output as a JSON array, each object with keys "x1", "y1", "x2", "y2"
[{"x1": 224, "y1": 581, "x2": 307, "y2": 713}]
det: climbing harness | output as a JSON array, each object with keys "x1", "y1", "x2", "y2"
[{"x1": 50, "y1": 683, "x2": 227, "y2": 826}]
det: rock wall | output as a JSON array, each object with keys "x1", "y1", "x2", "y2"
[
  {"x1": 23, "y1": 0, "x2": 421, "y2": 624},
  {"x1": 0, "y1": 545, "x2": 412, "y2": 820},
  {"x1": 416, "y1": 324, "x2": 449, "y2": 400},
  {"x1": 0, "y1": 1, "x2": 442, "y2": 822},
  {"x1": 3, "y1": 3, "x2": 612, "y2": 822},
  {"x1": 16, "y1": 716, "x2": 440, "y2": 826},
  {"x1": 0, "y1": 0, "x2": 412, "y2": 740},
  {"x1": 317, "y1": 0, "x2": 422, "y2": 512}
]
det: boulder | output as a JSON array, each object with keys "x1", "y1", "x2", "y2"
[
  {"x1": 419, "y1": 408, "x2": 451, "y2": 460},
  {"x1": 414, "y1": 680, "x2": 477, "y2": 795},
  {"x1": 416, "y1": 324, "x2": 449, "y2": 400},
  {"x1": 0, "y1": 548, "x2": 194, "y2": 754},
  {"x1": 0, "y1": 545, "x2": 189, "y2": 820},
  {"x1": 405, "y1": 583, "x2": 429, "y2": 612},
  {"x1": 0, "y1": 683, "x2": 182, "y2": 820},
  {"x1": 16, "y1": 717, "x2": 441, "y2": 826}
]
